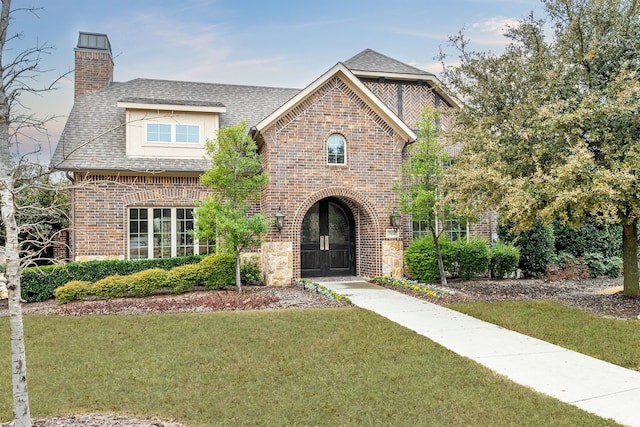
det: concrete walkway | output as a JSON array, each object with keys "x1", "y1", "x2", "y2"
[{"x1": 317, "y1": 279, "x2": 640, "y2": 427}]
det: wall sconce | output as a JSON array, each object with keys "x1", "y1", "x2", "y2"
[
  {"x1": 275, "y1": 207, "x2": 285, "y2": 232},
  {"x1": 390, "y1": 208, "x2": 401, "y2": 230}
]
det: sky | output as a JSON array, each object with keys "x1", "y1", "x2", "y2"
[{"x1": 9, "y1": 0, "x2": 545, "y2": 162}]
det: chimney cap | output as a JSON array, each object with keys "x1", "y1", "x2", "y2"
[{"x1": 76, "y1": 32, "x2": 111, "y2": 54}]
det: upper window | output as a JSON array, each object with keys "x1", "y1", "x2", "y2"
[
  {"x1": 327, "y1": 134, "x2": 346, "y2": 164},
  {"x1": 146, "y1": 123, "x2": 200, "y2": 144}
]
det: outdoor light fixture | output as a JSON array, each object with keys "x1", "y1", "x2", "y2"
[
  {"x1": 275, "y1": 208, "x2": 285, "y2": 232},
  {"x1": 390, "y1": 207, "x2": 401, "y2": 230}
]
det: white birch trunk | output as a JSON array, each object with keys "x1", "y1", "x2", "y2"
[{"x1": 0, "y1": 0, "x2": 32, "y2": 424}]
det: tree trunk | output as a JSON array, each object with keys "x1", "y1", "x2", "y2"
[
  {"x1": 622, "y1": 220, "x2": 640, "y2": 297},
  {"x1": 430, "y1": 226, "x2": 448, "y2": 287},
  {"x1": 1, "y1": 184, "x2": 32, "y2": 427},
  {"x1": 236, "y1": 255, "x2": 242, "y2": 294}
]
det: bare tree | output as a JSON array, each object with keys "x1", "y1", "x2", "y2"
[{"x1": 0, "y1": 1, "x2": 70, "y2": 425}]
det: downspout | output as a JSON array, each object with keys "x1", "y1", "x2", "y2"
[{"x1": 65, "y1": 171, "x2": 75, "y2": 262}]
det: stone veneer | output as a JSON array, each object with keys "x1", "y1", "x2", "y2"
[{"x1": 382, "y1": 239, "x2": 404, "y2": 278}]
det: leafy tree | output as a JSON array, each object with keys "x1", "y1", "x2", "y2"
[
  {"x1": 441, "y1": 0, "x2": 640, "y2": 296},
  {"x1": 396, "y1": 106, "x2": 450, "y2": 286},
  {"x1": 196, "y1": 121, "x2": 269, "y2": 294}
]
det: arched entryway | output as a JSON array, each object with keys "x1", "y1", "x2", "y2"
[{"x1": 300, "y1": 198, "x2": 355, "y2": 277}]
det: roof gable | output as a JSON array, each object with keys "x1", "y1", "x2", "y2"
[
  {"x1": 344, "y1": 49, "x2": 434, "y2": 77},
  {"x1": 254, "y1": 62, "x2": 417, "y2": 142}
]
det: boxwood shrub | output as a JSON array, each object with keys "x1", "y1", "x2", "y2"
[
  {"x1": 199, "y1": 253, "x2": 236, "y2": 289},
  {"x1": 21, "y1": 255, "x2": 204, "y2": 302},
  {"x1": 405, "y1": 236, "x2": 454, "y2": 282},
  {"x1": 490, "y1": 242, "x2": 520, "y2": 278},
  {"x1": 456, "y1": 238, "x2": 491, "y2": 280}
]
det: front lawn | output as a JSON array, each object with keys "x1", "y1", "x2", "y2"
[
  {"x1": 448, "y1": 300, "x2": 640, "y2": 370},
  {"x1": 1, "y1": 308, "x2": 618, "y2": 426}
]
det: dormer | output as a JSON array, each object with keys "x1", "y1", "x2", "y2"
[{"x1": 117, "y1": 98, "x2": 226, "y2": 160}]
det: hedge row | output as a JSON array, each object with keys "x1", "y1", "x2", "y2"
[
  {"x1": 21, "y1": 255, "x2": 206, "y2": 302},
  {"x1": 54, "y1": 254, "x2": 261, "y2": 304},
  {"x1": 405, "y1": 236, "x2": 520, "y2": 282}
]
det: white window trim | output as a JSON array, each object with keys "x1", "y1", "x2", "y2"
[
  {"x1": 145, "y1": 123, "x2": 202, "y2": 145},
  {"x1": 327, "y1": 133, "x2": 347, "y2": 165},
  {"x1": 128, "y1": 207, "x2": 208, "y2": 259}
]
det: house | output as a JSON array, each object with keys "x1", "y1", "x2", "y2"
[{"x1": 52, "y1": 32, "x2": 496, "y2": 286}]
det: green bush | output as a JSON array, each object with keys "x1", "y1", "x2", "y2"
[
  {"x1": 21, "y1": 255, "x2": 204, "y2": 302},
  {"x1": 92, "y1": 274, "x2": 130, "y2": 299},
  {"x1": 199, "y1": 253, "x2": 236, "y2": 289},
  {"x1": 241, "y1": 257, "x2": 263, "y2": 285},
  {"x1": 126, "y1": 269, "x2": 169, "y2": 297},
  {"x1": 54, "y1": 280, "x2": 93, "y2": 304},
  {"x1": 554, "y1": 219, "x2": 621, "y2": 258},
  {"x1": 405, "y1": 236, "x2": 454, "y2": 282},
  {"x1": 456, "y1": 238, "x2": 491, "y2": 280},
  {"x1": 499, "y1": 219, "x2": 555, "y2": 278},
  {"x1": 167, "y1": 263, "x2": 204, "y2": 294},
  {"x1": 491, "y1": 242, "x2": 520, "y2": 278},
  {"x1": 583, "y1": 253, "x2": 623, "y2": 278}
]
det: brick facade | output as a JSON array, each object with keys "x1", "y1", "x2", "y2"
[
  {"x1": 75, "y1": 47, "x2": 113, "y2": 97},
  {"x1": 259, "y1": 75, "x2": 447, "y2": 280},
  {"x1": 71, "y1": 174, "x2": 214, "y2": 261}
]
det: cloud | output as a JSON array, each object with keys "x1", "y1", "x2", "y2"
[{"x1": 471, "y1": 16, "x2": 520, "y2": 35}]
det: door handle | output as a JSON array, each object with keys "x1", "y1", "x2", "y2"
[{"x1": 319, "y1": 235, "x2": 330, "y2": 251}]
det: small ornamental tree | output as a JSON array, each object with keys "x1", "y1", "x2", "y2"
[
  {"x1": 396, "y1": 106, "x2": 451, "y2": 287},
  {"x1": 196, "y1": 121, "x2": 269, "y2": 294}
]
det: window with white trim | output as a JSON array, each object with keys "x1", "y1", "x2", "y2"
[
  {"x1": 128, "y1": 207, "x2": 213, "y2": 259},
  {"x1": 146, "y1": 123, "x2": 200, "y2": 144},
  {"x1": 327, "y1": 134, "x2": 346, "y2": 164}
]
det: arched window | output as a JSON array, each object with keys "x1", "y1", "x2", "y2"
[{"x1": 327, "y1": 134, "x2": 346, "y2": 164}]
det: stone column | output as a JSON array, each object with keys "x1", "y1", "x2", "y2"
[
  {"x1": 381, "y1": 240, "x2": 403, "y2": 278},
  {"x1": 261, "y1": 241, "x2": 293, "y2": 286}
]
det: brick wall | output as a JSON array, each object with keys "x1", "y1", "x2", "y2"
[
  {"x1": 260, "y1": 76, "x2": 409, "y2": 279},
  {"x1": 71, "y1": 174, "x2": 215, "y2": 260},
  {"x1": 75, "y1": 49, "x2": 113, "y2": 97}
]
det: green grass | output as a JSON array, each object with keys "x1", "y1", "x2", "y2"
[
  {"x1": 448, "y1": 300, "x2": 640, "y2": 370},
  {"x1": 1, "y1": 308, "x2": 619, "y2": 426}
]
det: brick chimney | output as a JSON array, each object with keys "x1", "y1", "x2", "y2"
[{"x1": 74, "y1": 32, "x2": 113, "y2": 97}]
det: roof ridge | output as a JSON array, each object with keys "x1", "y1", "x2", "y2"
[{"x1": 127, "y1": 77, "x2": 301, "y2": 92}]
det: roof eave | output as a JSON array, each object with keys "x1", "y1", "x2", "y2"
[{"x1": 254, "y1": 62, "x2": 416, "y2": 142}]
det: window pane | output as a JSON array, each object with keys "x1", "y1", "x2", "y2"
[
  {"x1": 327, "y1": 134, "x2": 346, "y2": 164},
  {"x1": 153, "y1": 208, "x2": 172, "y2": 258},
  {"x1": 177, "y1": 208, "x2": 195, "y2": 256},
  {"x1": 129, "y1": 208, "x2": 149, "y2": 259},
  {"x1": 147, "y1": 123, "x2": 171, "y2": 142},
  {"x1": 176, "y1": 125, "x2": 199, "y2": 143}
]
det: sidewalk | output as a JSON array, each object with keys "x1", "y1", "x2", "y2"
[{"x1": 318, "y1": 279, "x2": 640, "y2": 427}]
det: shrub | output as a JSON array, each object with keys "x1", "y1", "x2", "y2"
[
  {"x1": 405, "y1": 236, "x2": 454, "y2": 282},
  {"x1": 21, "y1": 255, "x2": 204, "y2": 302},
  {"x1": 456, "y1": 238, "x2": 491, "y2": 280},
  {"x1": 126, "y1": 269, "x2": 169, "y2": 297},
  {"x1": 199, "y1": 253, "x2": 236, "y2": 289},
  {"x1": 499, "y1": 219, "x2": 555, "y2": 278},
  {"x1": 167, "y1": 263, "x2": 204, "y2": 294},
  {"x1": 241, "y1": 257, "x2": 262, "y2": 285},
  {"x1": 491, "y1": 242, "x2": 520, "y2": 278},
  {"x1": 92, "y1": 274, "x2": 130, "y2": 299},
  {"x1": 54, "y1": 280, "x2": 93, "y2": 304},
  {"x1": 583, "y1": 253, "x2": 623, "y2": 278},
  {"x1": 554, "y1": 219, "x2": 621, "y2": 258}
]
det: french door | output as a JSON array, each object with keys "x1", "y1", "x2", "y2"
[{"x1": 301, "y1": 199, "x2": 355, "y2": 277}]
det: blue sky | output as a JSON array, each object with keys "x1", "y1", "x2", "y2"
[{"x1": 9, "y1": 0, "x2": 543, "y2": 161}]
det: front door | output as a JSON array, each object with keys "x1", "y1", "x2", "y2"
[{"x1": 301, "y1": 199, "x2": 355, "y2": 277}]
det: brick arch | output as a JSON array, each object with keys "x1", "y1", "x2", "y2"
[
  {"x1": 122, "y1": 188, "x2": 207, "y2": 206},
  {"x1": 291, "y1": 187, "x2": 382, "y2": 279}
]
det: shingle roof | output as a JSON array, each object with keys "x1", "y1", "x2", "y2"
[
  {"x1": 52, "y1": 79, "x2": 300, "y2": 173},
  {"x1": 344, "y1": 49, "x2": 434, "y2": 77},
  {"x1": 53, "y1": 49, "x2": 439, "y2": 174}
]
